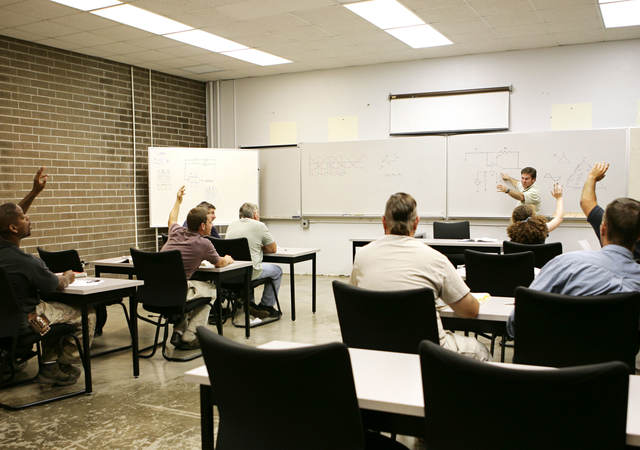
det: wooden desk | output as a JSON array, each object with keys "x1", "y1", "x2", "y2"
[
  {"x1": 350, "y1": 238, "x2": 502, "y2": 262},
  {"x1": 91, "y1": 258, "x2": 255, "y2": 339},
  {"x1": 263, "y1": 247, "x2": 319, "y2": 321},
  {"x1": 185, "y1": 341, "x2": 640, "y2": 448},
  {"x1": 55, "y1": 277, "x2": 143, "y2": 391}
]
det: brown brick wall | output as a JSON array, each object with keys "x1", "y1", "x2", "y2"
[{"x1": 0, "y1": 35, "x2": 208, "y2": 269}]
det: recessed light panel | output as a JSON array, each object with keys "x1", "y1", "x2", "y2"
[
  {"x1": 92, "y1": 4, "x2": 193, "y2": 35},
  {"x1": 600, "y1": 0, "x2": 640, "y2": 28},
  {"x1": 50, "y1": 0, "x2": 121, "y2": 10},
  {"x1": 386, "y1": 24, "x2": 452, "y2": 48},
  {"x1": 166, "y1": 29, "x2": 247, "y2": 53},
  {"x1": 222, "y1": 48, "x2": 292, "y2": 66}
]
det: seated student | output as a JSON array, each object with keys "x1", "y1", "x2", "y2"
[
  {"x1": 507, "y1": 196, "x2": 640, "y2": 338},
  {"x1": 507, "y1": 183, "x2": 564, "y2": 244},
  {"x1": 580, "y1": 162, "x2": 640, "y2": 261},
  {"x1": 182, "y1": 201, "x2": 220, "y2": 238},
  {"x1": 351, "y1": 192, "x2": 490, "y2": 361},
  {"x1": 161, "y1": 186, "x2": 234, "y2": 350},
  {"x1": 0, "y1": 167, "x2": 95, "y2": 386},
  {"x1": 226, "y1": 203, "x2": 282, "y2": 319}
]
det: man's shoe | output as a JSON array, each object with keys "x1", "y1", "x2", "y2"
[
  {"x1": 37, "y1": 363, "x2": 79, "y2": 386},
  {"x1": 257, "y1": 304, "x2": 281, "y2": 318},
  {"x1": 58, "y1": 363, "x2": 82, "y2": 378},
  {"x1": 170, "y1": 331, "x2": 182, "y2": 347},
  {"x1": 176, "y1": 338, "x2": 201, "y2": 351},
  {"x1": 248, "y1": 303, "x2": 269, "y2": 319}
]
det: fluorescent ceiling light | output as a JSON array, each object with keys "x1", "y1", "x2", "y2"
[
  {"x1": 600, "y1": 0, "x2": 640, "y2": 27},
  {"x1": 91, "y1": 4, "x2": 192, "y2": 35},
  {"x1": 386, "y1": 24, "x2": 452, "y2": 48},
  {"x1": 166, "y1": 29, "x2": 247, "y2": 53},
  {"x1": 222, "y1": 48, "x2": 291, "y2": 66},
  {"x1": 345, "y1": 0, "x2": 423, "y2": 30},
  {"x1": 50, "y1": 0, "x2": 121, "y2": 10}
]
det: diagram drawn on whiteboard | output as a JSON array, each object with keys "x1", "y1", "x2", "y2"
[{"x1": 464, "y1": 148, "x2": 520, "y2": 192}]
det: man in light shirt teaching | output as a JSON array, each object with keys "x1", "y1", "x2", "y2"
[{"x1": 497, "y1": 166, "x2": 541, "y2": 213}]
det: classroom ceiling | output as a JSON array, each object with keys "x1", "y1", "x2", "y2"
[{"x1": 1, "y1": 0, "x2": 639, "y2": 82}]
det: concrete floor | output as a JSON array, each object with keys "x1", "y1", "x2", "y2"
[{"x1": 0, "y1": 274, "x2": 507, "y2": 449}]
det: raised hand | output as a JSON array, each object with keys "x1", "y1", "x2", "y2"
[
  {"x1": 589, "y1": 162, "x2": 609, "y2": 182},
  {"x1": 32, "y1": 167, "x2": 48, "y2": 193}
]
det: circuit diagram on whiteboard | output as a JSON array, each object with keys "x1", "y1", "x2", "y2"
[{"x1": 464, "y1": 148, "x2": 520, "y2": 192}]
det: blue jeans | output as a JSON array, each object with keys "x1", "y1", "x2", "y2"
[{"x1": 256, "y1": 263, "x2": 282, "y2": 307}]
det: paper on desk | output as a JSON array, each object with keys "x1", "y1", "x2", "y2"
[
  {"x1": 471, "y1": 292, "x2": 491, "y2": 304},
  {"x1": 70, "y1": 278, "x2": 104, "y2": 286},
  {"x1": 200, "y1": 260, "x2": 214, "y2": 268}
]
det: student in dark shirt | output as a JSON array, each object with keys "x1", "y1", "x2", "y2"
[
  {"x1": 182, "y1": 201, "x2": 221, "y2": 238},
  {"x1": 0, "y1": 167, "x2": 95, "y2": 386},
  {"x1": 580, "y1": 162, "x2": 640, "y2": 261}
]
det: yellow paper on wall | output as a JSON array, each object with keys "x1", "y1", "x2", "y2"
[
  {"x1": 269, "y1": 121, "x2": 297, "y2": 145},
  {"x1": 328, "y1": 116, "x2": 358, "y2": 141},
  {"x1": 550, "y1": 103, "x2": 592, "y2": 130}
]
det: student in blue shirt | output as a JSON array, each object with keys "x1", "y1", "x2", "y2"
[
  {"x1": 182, "y1": 201, "x2": 220, "y2": 238},
  {"x1": 507, "y1": 196, "x2": 640, "y2": 338}
]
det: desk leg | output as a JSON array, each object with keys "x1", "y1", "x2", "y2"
[
  {"x1": 312, "y1": 254, "x2": 316, "y2": 314},
  {"x1": 214, "y1": 282, "x2": 223, "y2": 335},
  {"x1": 200, "y1": 385, "x2": 215, "y2": 450},
  {"x1": 289, "y1": 262, "x2": 296, "y2": 321},
  {"x1": 244, "y1": 267, "x2": 251, "y2": 338},
  {"x1": 352, "y1": 243, "x2": 356, "y2": 262},
  {"x1": 81, "y1": 306, "x2": 92, "y2": 393},
  {"x1": 129, "y1": 291, "x2": 139, "y2": 378}
]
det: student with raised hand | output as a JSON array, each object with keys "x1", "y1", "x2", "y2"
[
  {"x1": 0, "y1": 167, "x2": 94, "y2": 386},
  {"x1": 497, "y1": 166, "x2": 541, "y2": 213},
  {"x1": 161, "y1": 186, "x2": 234, "y2": 350},
  {"x1": 507, "y1": 183, "x2": 564, "y2": 244}
]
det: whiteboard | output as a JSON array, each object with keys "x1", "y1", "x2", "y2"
[
  {"x1": 300, "y1": 137, "x2": 446, "y2": 217},
  {"x1": 148, "y1": 147, "x2": 258, "y2": 228},
  {"x1": 390, "y1": 90, "x2": 509, "y2": 135},
  {"x1": 447, "y1": 129, "x2": 629, "y2": 218},
  {"x1": 256, "y1": 146, "x2": 300, "y2": 219}
]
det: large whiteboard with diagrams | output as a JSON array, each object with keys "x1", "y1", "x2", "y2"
[
  {"x1": 447, "y1": 129, "x2": 629, "y2": 218},
  {"x1": 148, "y1": 147, "x2": 258, "y2": 228},
  {"x1": 300, "y1": 137, "x2": 447, "y2": 217}
]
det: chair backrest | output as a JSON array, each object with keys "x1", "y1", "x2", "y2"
[
  {"x1": 433, "y1": 221, "x2": 470, "y2": 239},
  {"x1": 503, "y1": 241, "x2": 563, "y2": 268},
  {"x1": 513, "y1": 286, "x2": 640, "y2": 371},
  {"x1": 0, "y1": 267, "x2": 23, "y2": 341},
  {"x1": 197, "y1": 327, "x2": 365, "y2": 450},
  {"x1": 332, "y1": 280, "x2": 439, "y2": 354},
  {"x1": 37, "y1": 247, "x2": 83, "y2": 272},
  {"x1": 419, "y1": 340, "x2": 629, "y2": 450},
  {"x1": 129, "y1": 248, "x2": 188, "y2": 313},
  {"x1": 206, "y1": 237, "x2": 251, "y2": 262},
  {"x1": 465, "y1": 249, "x2": 534, "y2": 297}
]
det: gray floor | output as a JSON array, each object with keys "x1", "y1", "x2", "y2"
[{"x1": 0, "y1": 274, "x2": 508, "y2": 449}]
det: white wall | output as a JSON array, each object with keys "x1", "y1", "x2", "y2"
[{"x1": 218, "y1": 39, "x2": 640, "y2": 275}]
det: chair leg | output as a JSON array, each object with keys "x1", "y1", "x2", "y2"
[
  {"x1": 137, "y1": 315, "x2": 165, "y2": 359},
  {"x1": 500, "y1": 334, "x2": 507, "y2": 362}
]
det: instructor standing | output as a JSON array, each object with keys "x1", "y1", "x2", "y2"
[{"x1": 497, "y1": 167, "x2": 541, "y2": 212}]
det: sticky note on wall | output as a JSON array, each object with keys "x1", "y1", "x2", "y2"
[
  {"x1": 328, "y1": 116, "x2": 358, "y2": 141},
  {"x1": 270, "y1": 122, "x2": 297, "y2": 145},
  {"x1": 550, "y1": 102, "x2": 592, "y2": 130}
]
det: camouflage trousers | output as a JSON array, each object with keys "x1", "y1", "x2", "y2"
[{"x1": 36, "y1": 301, "x2": 96, "y2": 365}]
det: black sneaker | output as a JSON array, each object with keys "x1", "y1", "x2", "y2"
[
  {"x1": 257, "y1": 304, "x2": 281, "y2": 318},
  {"x1": 248, "y1": 303, "x2": 269, "y2": 319},
  {"x1": 170, "y1": 331, "x2": 182, "y2": 347},
  {"x1": 37, "y1": 363, "x2": 79, "y2": 386},
  {"x1": 176, "y1": 338, "x2": 200, "y2": 351}
]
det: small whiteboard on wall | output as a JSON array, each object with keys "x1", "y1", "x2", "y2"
[
  {"x1": 300, "y1": 137, "x2": 446, "y2": 217},
  {"x1": 389, "y1": 87, "x2": 510, "y2": 135},
  {"x1": 148, "y1": 147, "x2": 258, "y2": 228},
  {"x1": 256, "y1": 146, "x2": 301, "y2": 219}
]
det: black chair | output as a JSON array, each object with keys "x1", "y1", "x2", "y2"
[
  {"x1": 513, "y1": 287, "x2": 640, "y2": 372},
  {"x1": 207, "y1": 237, "x2": 282, "y2": 329},
  {"x1": 37, "y1": 247, "x2": 130, "y2": 343},
  {"x1": 332, "y1": 281, "x2": 438, "y2": 354},
  {"x1": 419, "y1": 340, "x2": 629, "y2": 450},
  {"x1": 0, "y1": 267, "x2": 87, "y2": 410},
  {"x1": 130, "y1": 248, "x2": 218, "y2": 362},
  {"x1": 464, "y1": 249, "x2": 535, "y2": 361},
  {"x1": 432, "y1": 221, "x2": 470, "y2": 266},
  {"x1": 197, "y1": 327, "x2": 408, "y2": 450},
  {"x1": 503, "y1": 240, "x2": 563, "y2": 268}
]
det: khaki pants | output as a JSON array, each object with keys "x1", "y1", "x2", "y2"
[
  {"x1": 36, "y1": 301, "x2": 96, "y2": 365},
  {"x1": 173, "y1": 280, "x2": 214, "y2": 341},
  {"x1": 442, "y1": 331, "x2": 491, "y2": 362}
]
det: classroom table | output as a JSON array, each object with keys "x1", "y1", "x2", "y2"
[
  {"x1": 185, "y1": 340, "x2": 640, "y2": 449},
  {"x1": 53, "y1": 277, "x2": 143, "y2": 392},
  {"x1": 91, "y1": 257, "x2": 255, "y2": 339},
  {"x1": 350, "y1": 238, "x2": 502, "y2": 262},
  {"x1": 262, "y1": 247, "x2": 320, "y2": 321}
]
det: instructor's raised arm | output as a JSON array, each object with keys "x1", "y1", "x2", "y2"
[{"x1": 168, "y1": 186, "x2": 185, "y2": 227}]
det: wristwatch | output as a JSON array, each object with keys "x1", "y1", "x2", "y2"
[{"x1": 506, "y1": 188, "x2": 510, "y2": 194}]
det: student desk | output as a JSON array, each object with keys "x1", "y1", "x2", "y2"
[
  {"x1": 91, "y1": 257, "x2": 255, "y2": 339},
  {"x1": 185, "y1": 340, "x2": 640, "y2": 448},
  {"x1": 350, "y1": 238, "x2": 502, "y2": 262},
  {"x1": 54, "y1": 277, "x2": 143, "y2": 392},
  {"x1": 262, "y1": 247, "x2": 320, "y2": 321}
]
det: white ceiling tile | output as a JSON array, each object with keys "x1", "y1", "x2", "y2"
[
  {"x1": 17, "y1": 19, "x2": 82, "y2": 37},
  {"x1": 1, "y1": 27, "x2": 47, "y2": 41},
  {"x1": 91, "y1": 24, "x2": 157, "y2": 41},
  {"x1": 54, "y1": 31, "x2": 118, "y2": 47},
  {"x1": 33, "y1": 36, "x2": 86, "y2": 50},
  {"x1": 49, "y1": 13, "x2": 115, "y2": 32},
  {"x1": 86, "y1": 41, "x2": 148, "y2": 55},
  {"x1": 216, "y1": 0, "x2": 334, "y2": 21},
  {"x1": 0, "y1": 8, "x2": 41, "y2": 27},
  {"x1": 4, "y1": 0, "x2": 73, "y2": 20}
]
